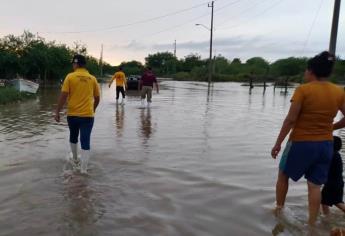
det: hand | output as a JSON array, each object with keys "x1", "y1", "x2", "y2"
[
  {"x1": 271, "y1": 144, "x2": 281, "y2": 159},
  {"x1": 54, "y1": 111, "x2": 60, "y2": 123}
]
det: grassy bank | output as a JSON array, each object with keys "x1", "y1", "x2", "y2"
[{"x1": 0, "y1": 87, "x2": 36, "y2": 105}]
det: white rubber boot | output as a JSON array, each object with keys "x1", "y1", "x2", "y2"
[
  {"x1": 147, "y1": 102, "x2": 151, "y2": 108},
  {"x1": 80, "y1": 149, "x2": 90, "y2": 174},
  {"x1": 141, "y1": 99, "x2": 145, "y2": 108},
  {"x1": 70, "y1": 143, "x2": 78, "y2": 161},
  {"x1": 121, "y1": 98, "x2": 125, "y2": 105}
]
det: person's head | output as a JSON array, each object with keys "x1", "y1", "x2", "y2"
[
  {"x1": 304, "y1": 51, "x2": 335, "y2": 82},
  {"x1": 333, "y1": 136, "x2": 342, "y2": 152},
  {"x1": 72, "y1": 54, "x2": 86, "y2": 70},
  {"x1": 118, "y1": 66, "x2": 123, "y2": 71}
]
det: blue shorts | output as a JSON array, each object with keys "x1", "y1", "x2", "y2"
[
  {"x1": 67, "y1": 116, "x2": 94, "y2": 150},
  {"x1": 279, "y1": 141, "x2": 333, "y2": 185}
]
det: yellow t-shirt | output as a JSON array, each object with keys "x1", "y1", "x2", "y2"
[
  {"x1": 112, "y1": 71, "x2": 126, "y2": 87},
  {"x1": 289, "y1": 81, "x2": 345, "y2": 141},
  {"x1": 61, "y1": 68, "x2": 100, "y2": 117}
]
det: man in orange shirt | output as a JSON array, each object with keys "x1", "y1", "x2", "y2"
[
  {"x1": 109, "y1": 67, "x2": 127, "y2": 104},
  {"x1": 55, "y1": 54, "x2": 100, "y2": 174}
]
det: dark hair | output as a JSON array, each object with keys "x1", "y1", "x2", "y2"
[
  {"x1": 118, "y1": 66, "x2": 123, "y2": 71},
  {"x1": 334, "y1": 136, "x2": 342, "y2": 151},
  {"x1": 72, "y1": 54, "x2": 86, "y2": 67},
  {"x1": 307, "y1": 51, "x2": 335, "y2": 78}
]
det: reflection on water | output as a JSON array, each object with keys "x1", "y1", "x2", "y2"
[
  {"x1": 140, "y1": 108, "x2": 152, "y2": 141},
  {"x1": 115, "y1": 104, "x2": 125, "y2": 137},
  {"x1": 0, "y1": 81, "x2": 344, "y2": 235}
]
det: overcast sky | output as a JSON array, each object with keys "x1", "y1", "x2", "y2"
[{"x1": 1, "y1": 0, "x2": 344, "y2": 65}]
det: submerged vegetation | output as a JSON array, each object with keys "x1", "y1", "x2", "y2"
[{"x1": 0, "y1": 87, "x2": 36, "y2": 105}]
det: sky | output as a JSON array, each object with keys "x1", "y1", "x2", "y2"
[{"x1": 1, "y1": 0, "x2": 344, "y2": 65}]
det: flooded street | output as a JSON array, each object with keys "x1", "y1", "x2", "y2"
[{"x1": 0, "y1": 81, "x2": 344, "y2": 236}]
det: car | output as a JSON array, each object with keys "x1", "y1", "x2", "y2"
[{"x1": 127, "y1": 75, "x2": 141, "y2": 90}]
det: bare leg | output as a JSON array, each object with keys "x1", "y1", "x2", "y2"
[
  {"x1": 335, "y1": 203, "x2": 345, "y2": 213},
  {"x1": 321, "y1": 204, "x2": 330, "y2": 215},
  {"x1": 275, "y1": 171, "x2": 289, "y2": 215},
  {"x1": 307, "y1": 181, "x2": 321, "y2": 225},
  {"x1": 276, "y1": 171, "x2": 289, "y2": 207}
]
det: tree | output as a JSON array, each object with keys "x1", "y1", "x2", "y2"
[
  {"x1": 244, "y1": 57, "x2": 269, "y2": 76},
  {"x1": 145, "y1": 52, "x2": 177, "y2": 75},
  {"x1": 119, "y1": 60, "x2": 144, "y2": 75},
  {"x1": 270, "y1": 57, "x2": 307, "y2": 77},
  {"x1": 180, "y1": 54, "x2": 205, "y2": 72}
]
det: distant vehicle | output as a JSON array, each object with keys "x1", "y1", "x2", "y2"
[
  {"x1": 10, "y1": 78, "x2": 39, "y2": 93},
  {"x1": 127, "y1": 75, "x2": 140, "y2": 90}
]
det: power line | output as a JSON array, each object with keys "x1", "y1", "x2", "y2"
[
  {"x1": 216, "y1": 0, "x2": 272, "y2": 27},
  {"x1": 215, "y1": 0, "x2": 244, "y2": 13},
  {"x1": 300, "y1": 0, "x2": 324, "y2": 55},
  {"x1": 40, "y1": 1, "x2": 211, "y2": 34},
  {"x1": 135, "y1": 0, "x2": 244, "y2": 39},
  {"x1": 217, "y1": 0, "x2": 285, "y2": 30}
]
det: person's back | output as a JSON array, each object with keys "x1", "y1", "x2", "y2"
[
  {"x1": 109, "y1": 68, "x2": 127, "y2": 104},
  {"x1": 321, "y1": 136, "x2": 345, "y2": 214},
  {"x1": 55, "y1": 54, "x2": 100, "y2": 174},
  {"x1": 64, "y1": 68, "x2": 99, "y2": 117},
  {"x1": 290, "y1": 82, "x2": 344, "y2": 141},
  {"x1": 140, "y1": 68, "x2": 159, "y2": 107},
  {"x1": 141, "y1": 70, "x2": 156, "y2": 87},
  {"x1": 114, "y1": 71, "x2": 126, "y2": 87}
]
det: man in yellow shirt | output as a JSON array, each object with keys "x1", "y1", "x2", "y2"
[
  {"x1": 55, "y1": 54, "x2": 100, "y2": 174},
  {"x1": 109, "y1": 67, "x2": 127, "y2": 104}
]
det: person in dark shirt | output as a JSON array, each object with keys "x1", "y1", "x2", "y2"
[
  {"x1": 321, "y1": 135, "x2": 345, "y2": 214},
  {"x1": 140, "y1": 67, "x2": 159, "y2": 107}
]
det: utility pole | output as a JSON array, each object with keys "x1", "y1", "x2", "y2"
[
  {"x1": 174, "y1": 40, "x2": 177, "y2": 57},
  {"x1": 329, "y1": 0, "x2": 341, "y2": 55},
  {"x1": 208, "y1": 1, "x2": 214, "y2": 83},
  {"x1": 99, "y1": 44, "x2": 103, "y2": 77},
  {"x1": 173, "y1": 40, "x2": 177, "y2": 74}
]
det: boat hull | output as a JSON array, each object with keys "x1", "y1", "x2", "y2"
[{"x1": 11, "y1": 79, "x2": 39, "y2": 94}]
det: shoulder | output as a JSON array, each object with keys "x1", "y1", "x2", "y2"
[
  {"x1": 89, "y1": 74, "x2": 98, "y2": 82},
  {"x1": 326, "y1": 81, "x2": 342, "y2": 88},
  {"x1": 66, "y1": 72, "x2": 75, "y2": 79}
]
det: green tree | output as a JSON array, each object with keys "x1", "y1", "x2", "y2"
[
  {"x1": 145, "y1": 52, "x2": 177, "y2": 75},
  {"x1": 245, "y1": 57, "x2": 269, "y2": 75},
  {"x1": 270, "y1": 57, "x2": 307, "y2": 77},
  {"x1": 119, "y1": 60, "x2": 144, "y2": 75}
]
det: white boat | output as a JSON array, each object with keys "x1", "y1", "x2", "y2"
[{"x1": 11, "y1": 78, "x2": 39, "y2": 94}]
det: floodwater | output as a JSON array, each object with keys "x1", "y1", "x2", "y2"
[{"x1": 0, "y1": 81, "x2": 344, "y2": 236}]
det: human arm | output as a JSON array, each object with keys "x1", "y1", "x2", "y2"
[
  {"x1": 55, "y1": 92, "x2": 68, "y2": 122},
  {"x1": 271, "y1": 101, "x2": 302, "y2": 159},
  {"x1": 94, "y1": 96, "x2": 100, "y2": 112},
  {"x1": 94, "y1": 80, "x2": 100, "y2": 112},
  {"x1": 333, "y1": 101, "x2": 345, "y2": 130},
  {"x1": 109, "y1": 74, "x2": 116, "y2": 88},
  {"x1": 155, "y1": 81, "x2": 159, "y2": 93}
]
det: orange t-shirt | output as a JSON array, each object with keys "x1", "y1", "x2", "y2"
[
  {"x1": 289, "y1": 81, "x2": 345, "y2": 141},
  {"x1": 61, "y1": 68, "x2": 100, "y2": 117},
  {"x1": 112, "y1": 71, "x2": 126, "y2": 87}
]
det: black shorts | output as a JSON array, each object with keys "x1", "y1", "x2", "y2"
[{"x1": 321, "y1": 184, "x2": 344, "y2": 206}]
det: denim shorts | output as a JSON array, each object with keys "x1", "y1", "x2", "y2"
[{"x1": 279, "y1": 141, "x2": 333, "y2": 185}]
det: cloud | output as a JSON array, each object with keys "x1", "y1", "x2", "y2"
[
  {"x1": 151, "y1": 35, "x2": 332, "y2": 61},
  {"x1": 110, "y1": 40, "x2": 148, "y2": 51}
]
